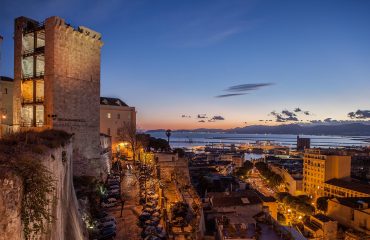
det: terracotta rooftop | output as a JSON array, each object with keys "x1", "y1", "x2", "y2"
[
  {"x1": 325, "y1": 178, "x2": 370, "y2": 194},
  {"x1": 100, "y1": 97, "x2": 128, "y2": 107}
]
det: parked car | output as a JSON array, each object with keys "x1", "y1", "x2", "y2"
[
  {"x1": 107, "y1": 180, "x2": 119, "y2": 185},
  {"x1": 97, "y1": 221, "x2": 116, "y2": 230},
  {"x1": 98, "y1": 227, "x2": 116, "y2": 240},
  {"x1": 98, "y1": 216, "x2": 116, "y2": 225},
  {"x1": 108, "y1": 189, "x2": 119, "y2": 195},
  {"x1": 107, "y1": 194, "x2": 121, "y2": 200},
  {"x1": 101, "y1": 198, "x2": 117, "y2": 208},
  {"x1": 108, "y1": 185, "x2": 120, "y2": 190},
  {"x1": 95, "y1": 211, "x2": 109, "y2": 219}
]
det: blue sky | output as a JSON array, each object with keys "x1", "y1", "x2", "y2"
[{"x1": 1, "y1": 0, "x2": 370, "y2": 129}]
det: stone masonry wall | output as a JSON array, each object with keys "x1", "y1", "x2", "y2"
[
  {"x1": 44, "y1": 16, "x2": 103, "y2": 177},
  {"x1": 0, "y1": 169, "x2": 23, "y2": 240},
  {"x1": 0, "y1": 141, "x2": 88, "y2": 240}
]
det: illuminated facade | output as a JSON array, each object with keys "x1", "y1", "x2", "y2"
[
  {"x1": 327, "y1": 198, "x2": 370, "y2": 238},
  {"x1": 13, "y1": 16, "x2": 103, "y2": 176},
  {"x1": 0, "y1": 76, "x2": 14, "y2": 137},
  {"x1": 303, "y1": 149, "x2": 351, "y2": 198},
  {"x1": 324, "y1": 178, "x2": 370, "y2": 198},
  {"x1": 100, "y1": 97, "x2": 136, "y2": 153}
]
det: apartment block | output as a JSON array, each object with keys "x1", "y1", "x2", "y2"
[
  {"x1": 327, "y1": 197, "x2": 370, "y2": 238},
  {"x1": 100, "y1": 97, "x2": 136, "y2": 153},
  {"x1": 302, "y1": 214, "x2": 338, "y2": 240},
  {"x1": 303, "y1": 149, "x2": 351, "y2": 198},
  {"x1": 324, "y1": 178, "x2": 370, "y2": 198},
  {"x1": 13, "y1": 16, "x2": 103, "y2": 176}
]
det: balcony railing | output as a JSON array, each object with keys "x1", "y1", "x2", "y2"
[
  {"x1": 21, "y1": 97, "x2": 44, "y2": 105},
  {"x1": 21, "y1": 122, "x2": 44, "y2": 128},
  {"x1": 23, "y1": 21, "x2": 45, "y2": 33},
  {"x1": 23, "y1": 46, "x2": 45, "y2": 57},
  {"x1": 22, "y1": 71, "x2": 45, "y2": 80}
]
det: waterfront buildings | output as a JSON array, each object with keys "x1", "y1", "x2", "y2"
[
  {"x1": 297, "y1": 136, "x2": 311, "y2": 151},
  {"x1": 100, "y1": 97, "x2": 136, "y2": 153},
  {"x1": 13, "y1": 16, "x2": 103, "y2": 176},
  {"x1": 303, "y1": 149, "x2": 351, "y2": 198},
  {"x1": 0, "y1": 76, "x2": 13, "y2": 137}
]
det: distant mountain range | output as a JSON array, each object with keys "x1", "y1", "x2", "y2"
[{"x1": 147, "y1": 123, "x2": 370, "y2": 136}]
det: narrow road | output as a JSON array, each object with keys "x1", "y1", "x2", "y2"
[{"x1": 107, "y1": 168, "x2": 142, "y2": 240}]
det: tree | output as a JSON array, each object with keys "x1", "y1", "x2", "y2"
[
  {"x1": 117, "y1": 122, "x2": 148, "y2": 163},
  {"x1": 148, "y1": 137, "x2": 170, "y2": 151},
  {"x1": 165, "y1": 129, "x2": 172, "y2": 146},
  {"x1": 316, "y1": 197, "x2": 330, "y2": 212}
]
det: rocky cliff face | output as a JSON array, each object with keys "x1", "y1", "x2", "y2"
[{"x1": 0, "y1": 140, "x2": 87, "y2": 240}]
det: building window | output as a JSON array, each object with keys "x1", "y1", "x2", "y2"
[
  {"x1": 107, "y1": 113, "x2": 111, "y2": 119},
  {"x1": 117, "y1": 113, "x2": 120, "y2": 119},
  {"x1": 4, "y1": 88, "x2": 7, "y2": 94},
  {"x1": 107, "y1": 128, "x2": 111, "y2": 136}
]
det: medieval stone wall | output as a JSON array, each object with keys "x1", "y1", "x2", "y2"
[
  {"x1": 13, "y1": 16, "x2": 103, "y2": 177},
  {"x1": 44, "y1": 16, "x2": 103, "y2": 177},
  {"x1": 0, "y1": 142, "x2": 88, "y2": 240}
]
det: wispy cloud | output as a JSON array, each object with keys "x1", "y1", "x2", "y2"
[
  {"x1": 225, "y1": 83, "x2": 273, "y2": 92},
  {"x1": 215, "y1": 93, "x2": 247, "y2": 98},
  {"x1": 215, "y1": 83, "x2": 273, "y2": 98},
  {"x1": 161, "y1": 1, "x2": 260, "y2": 47}
]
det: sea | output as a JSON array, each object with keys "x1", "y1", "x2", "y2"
[{"x1": 148, "y1": 131, "x2": 370, "y2": 149}]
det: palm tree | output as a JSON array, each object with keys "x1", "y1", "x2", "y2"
[{"x1": 165, "y1": 129, "x2": 172, "y2": 145}]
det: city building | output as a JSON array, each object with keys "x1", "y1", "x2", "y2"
[
  {"x1": 302, "y1": 214, "x2": 338, "y2": 240},
  {"x1": 13, "y1": 16, "x2": 103, "y2": 176},
  {"x1": 324, "y1": 178, "x2": 370, "y2": 198},
  {"x1": 327, "y1": 197, "x2": 370, "y2": 238},
  {"x1": 270, "y1": 164, "x2": 304, "y2": 196},
  {"x1": 297, "y1": 136, "x2": 310, "y2": 151},
  {"x1": 303, "y1": 149, "x2": 351, "y2": 198},
  {"x1": 215, "y1": 215, "x2": 254, "y2": 240},
  {"x1": 0, "y1": 76, "x2": 13, "y2": 137},
  {"x1": 100, "y1": 97, "x2": 136, "y2": 153}
]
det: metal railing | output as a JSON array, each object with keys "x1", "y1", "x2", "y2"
[
  {"x1": 21, "y1": 122, "x2": 44, "y2": 128},
  {"x1": 23, "y1": 46, "x2": 45, "y2": 57},
  {"x1": 23, "y1": 21, "x2": 45, "y2": 33},
  {"x1": 21, "y1": 97, "x2": 44, "y2": 104},
  {"x1": 22, "y1": 71, "x2": 45, "y2": 80}
]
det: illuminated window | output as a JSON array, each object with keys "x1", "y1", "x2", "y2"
[{"x1": 107, "y1": 113, "x2": 111, "y2": 119}]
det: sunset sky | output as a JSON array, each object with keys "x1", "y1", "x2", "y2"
[{"x1": 1, "y1": 0, "x2": 370, "y2": 130}]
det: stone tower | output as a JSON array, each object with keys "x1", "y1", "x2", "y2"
[{"x1": 13, "y1": 16, "x2": 103, "y2": 177}]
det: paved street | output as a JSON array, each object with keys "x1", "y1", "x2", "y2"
[
  {"x1": 106, "y1": 168, "x2": 142, "y2": 240},
  {"x1": 246, "y1": 167, "x2": 275, "y2": 197}
]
